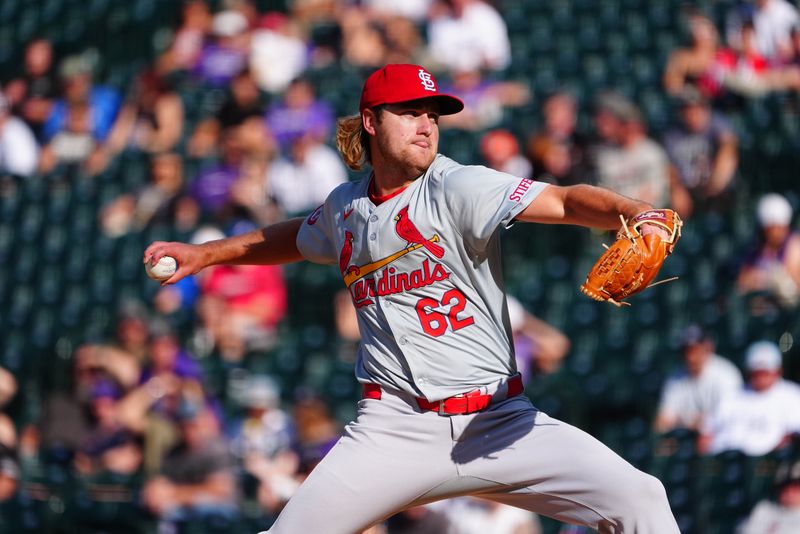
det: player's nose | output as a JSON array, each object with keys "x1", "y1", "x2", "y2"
[{"x1": 416, "y1": 114, "x2": 434, "y2": 135}]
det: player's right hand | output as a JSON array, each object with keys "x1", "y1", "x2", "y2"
[{"x1": 143, "y1": 241, "x2": 209, "y2": 286}]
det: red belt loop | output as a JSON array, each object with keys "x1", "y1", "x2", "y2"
[
  {"x1": 362, "y1": 383, "x2": 382, "y2": 400},
  {"x1": 362, "y1": 375, "x2": 523, "y2": 416}
]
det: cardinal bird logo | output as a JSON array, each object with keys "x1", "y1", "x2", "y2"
[
  {"x1": 339, "y1": 231, "x2": 360, "y2": 276},
  {"x1": 394, "y1": 206, "x2": 445, "y2": 259}
]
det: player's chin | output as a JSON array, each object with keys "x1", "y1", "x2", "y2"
[{"x1": 408, "y1": 146, "x2": 436, "y2": 169}]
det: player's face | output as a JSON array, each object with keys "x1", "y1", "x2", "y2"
[{"x1": 372, "y1": 99, "x2": 440, "y2": 178}]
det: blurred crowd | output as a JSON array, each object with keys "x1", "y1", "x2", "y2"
[{"x1": 0, "y1": 0, "x2": 799, "y2": 532}]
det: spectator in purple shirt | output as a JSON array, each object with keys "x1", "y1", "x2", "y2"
[
  {"x1": 192, "y1": 10, "x2": 250, "y2": 88},
  {"x1": 265, "y1": 78, "x2": 334, "y2": 150}
]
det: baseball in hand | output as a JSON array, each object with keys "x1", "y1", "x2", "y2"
[{"x1": 145, "y1": 256, "x2": 178, "y2": 281}]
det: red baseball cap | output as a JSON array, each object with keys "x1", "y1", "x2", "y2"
[{"x1": 359, "y1": 64, "x2": 464, "y2": 115}]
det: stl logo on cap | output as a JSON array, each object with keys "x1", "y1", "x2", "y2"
[
  {"x1": 418, "y1": 69, "x2": 436, "y2": 92},
  {"x1": 359, "y1": 64, "x2": 464, "y2": 115}
]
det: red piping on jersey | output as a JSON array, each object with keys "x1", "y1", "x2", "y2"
[{"x1": 368, "y1": 177, "x2": 409, "y2": 206}]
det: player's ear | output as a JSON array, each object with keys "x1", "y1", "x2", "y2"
[{"x1": 362, "y1": 108, "x2": 378, "y2": 136}]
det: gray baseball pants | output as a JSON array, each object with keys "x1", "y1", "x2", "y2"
[{"x1": 262, "y1": 386, "x2": 679, "y2": 534}]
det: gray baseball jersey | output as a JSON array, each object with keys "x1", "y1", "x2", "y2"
[{"x1": 296, "y1": 154, "x2": 547, "y2": 401}]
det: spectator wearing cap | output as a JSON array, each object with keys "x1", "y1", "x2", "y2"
[
  {"x1": 141, "y1": 403, "x2": 238, "y2": 524},
  {"x1": 592, "y1": 94, "x2": 674, "y2": 208},
  {"x1": 654, "y1": 325, "x2": 743, "y2": 434},
  {"x1": 737, "y1": 193, "x2": 800, "y2": 310},
  {"x1": 193, "y1": 10, "x2": 250, "y2": 88},
  {"x1": 700, "y1": 341, "x2": 800, "y2": 456},
  {"x1": 73, "y1": 379, "x2": 143, "y2": 476},
  {"x1": 738, "y1": 458, "x2": 800, "y2": 533},
  {"x1": 42, "y1": 55, "x2": 121, "y2": 144},
  {"x1": 0, "y1": 91, "x2": 39, "y2": 177},
  {"x1": 662, "y1": 86, "x2": 738, "y2": 218},
  {"x1": 229, "y1": 375, "x2": 299, "y2": 514}
]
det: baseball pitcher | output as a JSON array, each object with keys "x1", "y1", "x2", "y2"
[{"x1": 145, "y1": 64, "x2": 680, "y2": 533}]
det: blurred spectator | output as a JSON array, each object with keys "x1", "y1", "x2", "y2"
[
  {"x1": 30, "y1": 343, "x2": 131, "y2": 462},
  {"x1": 3, "y1": 38, "x2": 57, "y2": 141},
  {"x1": 266, "y1": 78, "x2": 334, "y2": 151},
  {"x1": 480, "y1": 129, "x2": 532, "y2": 179},
  {"x1": 141, "y1": 403, "x2": 237, "y2": 523},
  {"x1": 737, "y1": 193, "x2": 800, "y2": 310},
  {"x1": 104, "y1": 70, "x2": 185, "y2": 156},
  {"x1": 587, "y1": 92, "x2": 627, "y2": 180},
  {"x1": 427, "y1": 0, "x2": 511, "y2": 72},
  {"x1": 192, "y1": 10, "x2": 250, "y2": 88},
  {"x1": 189, "y1": 69, "x2": 267, "y2": 158},
  {"x1": 527, "y1": 137, "x2": 574, "y2": 186},
  {"x1": 73, "y1": 380, "x2": 143, "y2": 477},
  {"x1": 338, "y1": 6, "x2": 389, "y2": 68},
  {"x1": 229, "y1": 375, "x2": 293, "y2": 461},
  {"x1": 700, "y1": 341, "x2": 800, "y2": 456},
  {"x1": 663, "y1": 13, "x2": 736, "y2": 100},
  {"x1": 39, "y1": 55, "x2": 122, "y2": 175},
  {"x1": 437, "y1": 498, "x2": 541, "y2": 534},
  {"x1": 100, "y1": 152, "x2": 200, "y2": 237},
  {"x1": 728, "y1": 0, "x2": 800, "y2": 62},
  {"x1": 507, "y1": 296, "x2": 570, "y2": 380},
  {"x1": 156, "y1": 0, "x2": 212, "y2": 75},
  {"x1": 725, "y1": 21, "x2": 800, "y2": 96},
  {"x1": 190, "y1": 130, "x2": 250, "y2": 222},
  {"x1": 593, "y1": 96, "x2": 674, "y2": 208},
  {"x1": 526, "y1": 91, "x2": 590, "y2": 186},
  {"x1": 439, "y1": 69, "x2": 530, "y2": 131},
  {"x1": 250, "y1": 12, "x2": 309, "y2": 94},
  {"x1": 738, "y1": 458, "x2": 800, "y2": 534},
  {"x1": 0, "y1": 367, "x2": 19, "y2": 502},
  {"x1": 292, "y1": 395, "x2": 341, "y2": 476},
  {"x1": 229, "y1": 375, "x2": 299, "y2": 514},
  {"x1": 42, "y1": 55, "x2": 122, "y2": 145},
  {"x1": 0, "y1": 92, "x2": 39, "y2": 177},
  {"x1": 115, "y1": 322, "x2": 205, "y2": 472},
  {"x1": 386, "y1": 505, "x2": 452, "y2": 534},
  {"x1": 364, "y1": 0, "x2": 433, "y2": 22},
  {"x1": 654, "y1": 324, "x2": 743, "y2": 433},
  {"x1": 792, "y1": 26, "x2": 800, "y2": 67},
  {"x1": 197, "y1": 248, "x2": 288, "y2": 361},
  {"x1": 380, "y1": 15, "x2": 424, "y2": 65},
  {"x1": 266, "y1": 133, "x2": 348, "y2": 215},
  {"x1": 0, "y1": 442, "x2": 17, "y2": 503},
  {"x1": 112, "y1": 301, "x2": 154, "y2": 365},
  {"x1": 663, "y1": 86, "x2": 738, "y2": 218}
]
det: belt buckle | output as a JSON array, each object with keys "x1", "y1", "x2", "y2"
[{"x1": 439, "y1": 392, "x2": 466, "y2": 416}]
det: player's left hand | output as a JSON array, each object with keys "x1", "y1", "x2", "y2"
[{"x1": 581, "y1": 209, "x2": 683, "y2": 306}]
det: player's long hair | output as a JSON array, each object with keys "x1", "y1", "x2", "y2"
[{"x1": 335, "y1": 114, "x2": 371, "y2": 171}]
